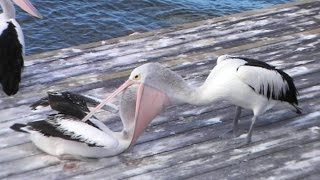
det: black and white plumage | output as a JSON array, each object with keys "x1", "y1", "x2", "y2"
[
  {"x1": 10, "y1": 88, "x2": 157, "y2": 159},
  {"x1": 11, "y1": 114, "x2": 116, "y2": 148},
  {"x1": 207, "y1": 55, "x2": 301, "y2": 143},
  {"x1": 227, "y1": 56, "x2": 300, "y2": 112},
  {"x1": 0, "y1": 21, "x2": 23, "y2": 95},
  {"x1": 0, "y1": 0, "x2": 41, "y2": 95},
  {"x1": 106, "y1": 55, "x2": 301, "y2": 144},
  {"x1": 30, "y1": 91, "x2": 118, "y2": 119},
  {"x1": 11, "y1": 92, "x2": 120, "y2": 153}
]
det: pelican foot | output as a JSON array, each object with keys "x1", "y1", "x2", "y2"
[
  {"x1": 223, "y1": 128, "x2": 242, "y2": 139},
  {"x1": 246, "y1": 137, "x2": 252, "y2": 145},
  {"x1": 233, "y1": 130, "x2": 239, "y2": 138},
  {"x1": 220, "y1": 129, "x2": 239, "y2": 140}
]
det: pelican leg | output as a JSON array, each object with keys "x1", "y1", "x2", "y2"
[
  {"x1": 247, "y1": 116, "x2": 257, "y2": 144},
  {"x1": 233, "y1": 106, "x2": 242, "y2": 137}
]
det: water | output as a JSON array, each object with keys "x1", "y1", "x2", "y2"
[{"x1": 15, "y1": 0, "x2": 294, "y2": 55}]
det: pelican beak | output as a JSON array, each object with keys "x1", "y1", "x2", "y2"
[
  {"x1": 13, "y1": 0, "x2": 43, "y2": 18},
  {"x1": 81, "y1": 80, "x2": 170, "y2": 146},
  {"x1": 130, "y1": 83, "x2": 170, "y2": 146},
  {"x1": 81, "y1": 80, "x2": 136, "y2": 122}
]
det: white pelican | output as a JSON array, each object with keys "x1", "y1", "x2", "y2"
[
  {"x1": 0, "y1": 0, "x2": 42, "y2": 95},
  {"x1": 10, "y1": 88, "x2": 167, "y2": 159},
  {"x1": 83, "y1": 55, "x2": 301, "y2": 144}
]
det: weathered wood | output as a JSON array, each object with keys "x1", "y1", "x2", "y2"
[
  {"x1": 0, "y1": 70, "x2": 318, "y2": 151},
  {"x1": 0, "y1": 1, "x2": 317, "y2": 104},
  {"x1": 0, "y1": 33, "x2": 319, "y2": 113},
  {"x1": 1, "y1": 0, "x2": 320, "y2": 179},
  {"x1": 3, "y1": 82, "x2": 320, "y2": 179}
]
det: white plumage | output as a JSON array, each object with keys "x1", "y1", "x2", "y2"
[
  {"x1": 11, "y1": 87, "x2": 162, "y2": 159},
  {"x1": 0, "y1": 17, "x2": 24, "y2": 49},
  {"x1": 47, "y1": 115, "x2": 119, "y2": 148},
  {"x1": 115, "y1": 55, "x2": 301, "y2": 143},
  {"x1": 237, "y1": 65, "x2": 288, "y2": 99},
  {"x1": 19, "y1": 115, "x2": 126, "y2": 159}
]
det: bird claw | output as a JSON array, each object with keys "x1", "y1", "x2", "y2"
[{"x1": 233, "y1": 129, "x2": 239, "y2": 138}]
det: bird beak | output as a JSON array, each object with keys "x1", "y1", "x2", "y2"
[
  {"x1": 130, "y1": 83, "x2": 170, "y2": 146},
  {"x1": 81, "y1": 80, "x2": 170, "y2": 146},
  {"x1": 13, "y1": 0, "x2": 43, "y2": 18},
  {"x1": 81, "y1": 80, "x2": 136, "y2": 122}
]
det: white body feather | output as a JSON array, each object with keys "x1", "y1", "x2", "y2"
[
  {"x1": 22, "y1": 116, "x2": 131, "y2": 158},
  {"x1": 0, "y1": 2, "x2": 25, "y2": 54},
  {"x1": 18, "y1": 88, "x2": 137, "y2": 159},
  {"x1": 194, "y1": 55, "x2": 295, "y2": 116}
]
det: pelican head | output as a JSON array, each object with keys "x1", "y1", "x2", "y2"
[
  {"x1": 129, "y1": 63, "x2": 193, "y2": 103},
  {"x1": 81, "y1": 63, "x2": 188, "y2": 146}
]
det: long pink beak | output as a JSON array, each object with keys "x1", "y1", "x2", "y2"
[
  {"x1": 81, "y1": 80, "x2": 136, "y2": 122},
  {"x1": 131, "y1": 83, "x2": 170, "y2": 146},
  {"x1": 81, "y1": 80, "x2": 170, "y2": 146},
  {"x1": 13, "y1": 0, "x2": 42, "y2": 18}
]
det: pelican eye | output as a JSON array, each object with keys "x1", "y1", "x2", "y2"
[{"x1": 133, "y1": 74, "x2": 141, "y2": 80}]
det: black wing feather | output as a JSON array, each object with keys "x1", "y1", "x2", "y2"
[
  {"x1": 235, "y1": 57, "x2": 299, "y2": 105},
  {"x1": 32, "y1": 91, "x2": 99, "y2": 119},
  {"x1": 0, "y1": 22, "x2": 23, "y2": 96},
  {"x1": 26, "y1": 114, "x2": 103, "y2": 147},
  {"x1": 30, "y1": 91, "x2": 103, "y2": 130}
]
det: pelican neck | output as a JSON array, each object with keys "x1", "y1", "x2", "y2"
[{"x1": 1, "y1": 0, "x2": 15, "y2": 19}]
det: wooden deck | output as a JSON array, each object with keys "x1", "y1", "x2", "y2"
[{"x1": 1, "y1": 0, "x2": 320, "y2": 179}]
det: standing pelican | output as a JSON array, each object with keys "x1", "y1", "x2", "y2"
[
  {"x1": 10, "y1": 88, "x2": 168, "y2": 159},
  {"x1": 0, "y1": 0, "x2": 42, "y2": 95},
  {"x1": 83, "y1": 55, "x2": 301, "y2": 144}
]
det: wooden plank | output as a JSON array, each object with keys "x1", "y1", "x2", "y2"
[
  {"x1": 1, "y1": 0, "x2": 320, "y2": 179},
  {"x1": 1, "y1": 55, "x2": 319, "y2": 150},
  {"x1": 18, "y1": 2, "x2": 320, "y2": 85},
  {"x1": 4, "y1": 86, "x2": 320, "y2": 179},
  {"x1": 190, "y1": 140, "x2": 320, "y2": 180},
  {"x1": 0, "y1": 28, "x2": 319, "y2": 112},
  {"x1": 22, "y1": 12, "x2": 319, "y2": 80},
  {"x1": 24, "y1": 0, "x2": 320, "y2": 62},
  {"x1": 114, "y1": 108, "x2": 320, "y2": 179}
]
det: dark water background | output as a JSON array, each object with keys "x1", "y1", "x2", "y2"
[{"x1": 15, "y1": 0, "x2": 294, "y2": 55}]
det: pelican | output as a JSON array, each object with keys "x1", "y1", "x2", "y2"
[
  {"x1": 83, "y1": 55, "x2": 301, "y2": 144},
  {"x1": 10, "y1": 88, "x2": 167, "y2": 159},
  {"x1": 0, "y1": 0, "x2": 42, "y2": 95}
]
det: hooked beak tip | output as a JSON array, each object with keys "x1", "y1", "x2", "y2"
[
  {"x1": 36, "y1": 14, "x2": 43, "y2": 19},
  {"x1": 14, "y1": 0, "x2": 43, "y2": 19}
]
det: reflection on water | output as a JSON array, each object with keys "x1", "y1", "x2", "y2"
[{"x1": 15, "y1": 0, "x2": 293, "y2": 55}]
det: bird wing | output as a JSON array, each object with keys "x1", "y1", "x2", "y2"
[
  {"x1": 0, "y1": 20, "x2": 24, "y2": 95},
  {"x1": 27, "y1": 114, "x2": 118, "y2": 148},
  {"x1": 235, "y1": 59, "x2": 298, "y2": 104},
  {"x1": 30, "y1": 91, "x2": 118, "y2": 117}
]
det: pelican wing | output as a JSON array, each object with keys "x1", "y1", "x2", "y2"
[
  {"x1": 0, "y1": 20, "x2": 24, "y2": 96},
  {"x1": 30, "y1": 91, "x2": 118, "y2": 116},
  {"x1": 235, "y1": 58, "x2": 298, "y2": 104},
  {"x1": 26, "y1": 114, "x2": 118, "y2": 148}
]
